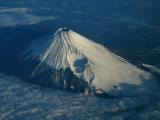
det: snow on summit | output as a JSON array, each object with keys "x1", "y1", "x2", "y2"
[{"x1": 24, "y1": 27, "x2": 159, "y2": 96}]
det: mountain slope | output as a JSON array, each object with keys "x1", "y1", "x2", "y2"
[{"x1": 23, "y1": 28, "x2": 159, "y2": 96}]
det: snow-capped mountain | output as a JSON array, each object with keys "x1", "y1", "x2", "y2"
[{"x1": 23, "y1": 27, "x2": 159, "y2": 96}]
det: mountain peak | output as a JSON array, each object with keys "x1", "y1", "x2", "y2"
[
  {"x1": 54, "y1": 27, "x2": 70, "y2": 37},
  {"x1": 57, "y1": 27, "x2": 70, "y2": 32}
]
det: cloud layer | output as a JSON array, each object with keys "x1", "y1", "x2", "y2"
[{"x1": 0, "y1": 73, "x2": 160, "y2": 120}]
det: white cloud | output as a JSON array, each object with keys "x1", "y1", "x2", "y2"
[
  {"x1": 0, "y1": 7, "x2": 32, "y2": 14},
  {"x1": 143, "y1": 64, "x2": 160, "y2": 74},
  {"x1": 153, "y1": 46, "x2": 160, "y2": 53},
  {"x1": 0, "y1": 14, "x2": 57, "y2": 27},
  {"x1": 100, "y1": 15, "x2": 160, "y2": 29},
  {"x1": 0, "y1": 7, "x2": 57, "y2": 27}
]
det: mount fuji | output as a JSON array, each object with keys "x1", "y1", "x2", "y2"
[{"x1": 23, "y1": 27, "x2": 159, "y2": 96}]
